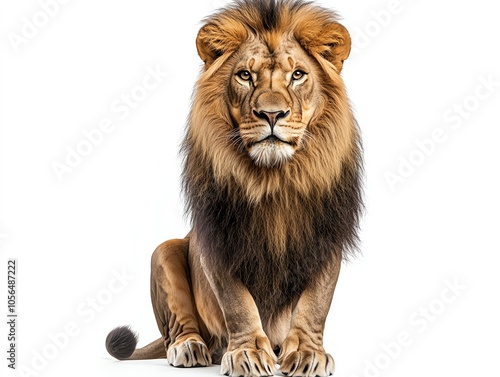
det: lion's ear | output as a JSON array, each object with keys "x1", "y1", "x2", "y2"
[
  {"x1": 321, "y1": 23, "x2": 351, "y2": 72},
  {"x1": 297, "y1": 22, "x2": 351, "y2": 73},
  {"x1": 196, "y1": 24, "x2": 223, "y2": 67},
  {"x1": 196, "y1": 23, "x2": 246, "y2": 67}
]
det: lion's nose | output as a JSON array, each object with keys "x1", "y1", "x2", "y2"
[{"x1": 253, "y1": 110, "x2": 290, "y2": 132}]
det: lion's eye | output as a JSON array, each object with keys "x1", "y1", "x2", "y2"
[
  {"x1": 237, "y1": 70, "x2": 252, "y2": 81},
  {"x1": 292, "y1": 70, "x2": 306, "y2": 80}
]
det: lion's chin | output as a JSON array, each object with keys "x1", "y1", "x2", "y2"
[{"x1": 248, "y1": 141, "x2": 295, "y2": 167}]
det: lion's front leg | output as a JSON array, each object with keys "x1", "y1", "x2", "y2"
[
  {"x1": 279, "y1": 258, "x2": 341, "y2": 377},
  {"x1": 197, "y1": 253, "x2": 276, "y2": 376},
  {"x1": 215, "y1": 282, "x2": 277, "y2": 376}
]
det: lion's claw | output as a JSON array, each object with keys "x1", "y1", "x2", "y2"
[
  {"x1": 279, "y1": 350, "x2": 334, "y2": 377},
  {"x1": 221, "y1": 348, "x2": 276, "y2": 377},
  {"x1": 167, "y1": 339, "x2": 211, "y2": 367}
]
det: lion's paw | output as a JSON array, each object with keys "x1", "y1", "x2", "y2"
[
  {"x1": 167, "y1": 338, "x2": 211, "y2": 367},
  {"x1": 279, "y1": 350, "x2": 334, "y2": 377},
  {"x1": 221, "y1": 348, "x2": 276, "y2": 377}
]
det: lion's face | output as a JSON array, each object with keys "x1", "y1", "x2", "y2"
[{"x1": 228, "y1": 38, "x2": 319, "y2": 167}]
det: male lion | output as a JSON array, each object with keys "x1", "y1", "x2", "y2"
[{"x1": 106, "y1": 1, "x2": 362, "y2": 376}]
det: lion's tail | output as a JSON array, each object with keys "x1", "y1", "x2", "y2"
[{"x1": 106, "y1": 326, "x2": 165, "y2": 360}]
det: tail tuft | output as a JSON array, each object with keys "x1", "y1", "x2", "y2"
[{"x1": 106, "y1": 326, "x2": 138, "y2": 360}]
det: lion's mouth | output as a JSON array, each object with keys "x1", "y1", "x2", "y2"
[{"x1": 248, "y1": 135, "x2": 296, "y2": 148}]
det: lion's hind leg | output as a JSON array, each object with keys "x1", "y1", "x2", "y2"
[{"x1": 151, "y1": 238, "x2": 211, "y2": 367}]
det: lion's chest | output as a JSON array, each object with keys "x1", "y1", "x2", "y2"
[{"x1": 191, "y1": 180, "x2": 354, "y2": 318}]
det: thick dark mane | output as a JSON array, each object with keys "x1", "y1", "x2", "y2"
[{"x1": 182, "y1": 143, "x2": 363, "y2": 320}]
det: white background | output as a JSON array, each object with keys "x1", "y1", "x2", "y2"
[{"x1": 1, "y1": 0, "x2": 499, "y2": 376}]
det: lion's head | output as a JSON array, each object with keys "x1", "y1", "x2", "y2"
[{"x1": 184, "y1": 0, "x2": 359, "y2": 203}]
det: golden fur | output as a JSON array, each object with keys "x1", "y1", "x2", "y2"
[{"x1": 106, "y1": 1, "x2": 362, "y2": 376}]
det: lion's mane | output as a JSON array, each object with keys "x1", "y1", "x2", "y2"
[{"x1": 182, "y1": 0, "x2": 363, "y2": 320}]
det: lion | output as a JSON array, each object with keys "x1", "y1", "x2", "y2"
[{"x1": 105, "y1": 1, "x2": 363, "y2": 376}]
